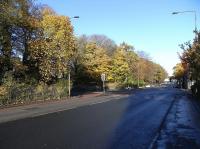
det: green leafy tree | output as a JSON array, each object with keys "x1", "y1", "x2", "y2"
[
  {"x1": 0, "y1": 0, "x2": 39, "y2": 82},
  {"x1": 0, "y1": 0, "x2": 17, "y2": 78}
]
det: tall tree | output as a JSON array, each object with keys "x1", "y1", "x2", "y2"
[
  {"x1": 29, "y1": 8, "x2": 75, "y2": 83},
  {"x1": 0, "y1": 0, "x2": 17, "y2": 76},
  {"x1": 0, "y1": 0, "x2": 41, "y2": 82},
  {"x1": 111, "y1": 44, "x2": 130, "y2": 82},
  {"x1": 154, "y1": 63, "x2": 168, "y2": 83},
  {"x1": 82, "y1": 42, "x2": 111, "y2": 81},
  {"x1": 173, "y1": 63, "x2": 185, "y2": 81},
  {"x1": 87, "y1": 34, "x2": 117, "y2": 56}
]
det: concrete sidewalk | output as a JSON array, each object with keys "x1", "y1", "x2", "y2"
[{"x1": 0, "y1": 92, "x2": 129, "y2": 124}]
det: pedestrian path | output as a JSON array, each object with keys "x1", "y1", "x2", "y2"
[{"x1": 0, "y1": 92, "x2": 129, "y2": 124}]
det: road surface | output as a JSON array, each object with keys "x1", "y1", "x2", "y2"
[{"x1": 0, "y1": 86, "x2": 200, "y2": 149}]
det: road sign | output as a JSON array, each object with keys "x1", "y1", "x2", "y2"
[{"x1": 101, "y1": 73, "x2": 106, "y2": 82}]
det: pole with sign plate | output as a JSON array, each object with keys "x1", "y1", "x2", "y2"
[{"x1": 101, "y1": 73, "x2": 106, "y2": 93}]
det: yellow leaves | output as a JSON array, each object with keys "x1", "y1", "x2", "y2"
[
  {"x1": 28, "y1": 12, "x2": 75, "y2": 83},
  {"x1": 83, "y1": 42, "x2": 112, "y2": 80},
  {"x1": 41, "y1": 6, "x2": 56, "y2": 16},
  {"x1": 173, "y1": 63, "x2": 185, "y2": 79},
  {"x1": 111, "y1": 47, "x2": 130, "y2": 82}
]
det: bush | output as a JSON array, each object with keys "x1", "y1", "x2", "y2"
[
  {"x1": 53, "y1": 79, "x2": 69, "y2": 98},
  {"x1": 0, "y1": 77, "x2": 70, "y2": 106},
  {"x1": 107, "y1": 82, "x2": 121, "y2": 91}
]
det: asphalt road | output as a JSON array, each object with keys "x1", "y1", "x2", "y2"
[{"x1": 0, "y1": 86, "x2": 200, "y2": 149}]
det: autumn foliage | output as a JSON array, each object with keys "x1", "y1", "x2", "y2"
[
  {"x1": 0, "y1": 0, "x2": 167, "y2": 105},
  {"x1": 176, "y1": 32, "x2": 200, "y2": 95}
]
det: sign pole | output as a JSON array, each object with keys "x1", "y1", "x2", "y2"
[
  {"x1": 103, "y1": 80, "x2": 105, "y2": 94},
  {"x1": 101, "y1": 73, "x2": 106, "y2": 94}
]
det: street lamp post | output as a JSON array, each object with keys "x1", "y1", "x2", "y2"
[
  {"x1": 67, "y1": 60, "x2": 72, "y2": 98},
  {"x1": 70, "y1": 16, "x2": 80, "y2": 19},
  {"x1": 67, "y1": 16, "x2": 79, "y2": 98},
  {"x1": 137, "y1": 63, "x2": 139, "y2": 87},
  {"x1": 172, "y1": 11, "x2": 197, "y2": 32},
  {"x1": 68, "y1": 66, "x2": 71, "y2": 98},
  {"x1": 172, "y1": 11, "x2": 197, "y2": 89}
]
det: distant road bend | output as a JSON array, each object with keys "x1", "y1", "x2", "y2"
[{"x1": 0, "y1": 86, "x2": 200, "y2": 149}]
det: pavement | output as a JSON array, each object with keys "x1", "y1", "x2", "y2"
[
  {"x1": 0, "y1": 86, "x2": 200, "y2": 149},
  {"x1": 152, "y1": 91, "x2": 200, "y2": 149},
  {"x1": 0, "y1": 91, "x2": 129, "y2": 124}
]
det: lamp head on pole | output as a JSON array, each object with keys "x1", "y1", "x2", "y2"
[
  {"x1": 172, "y1": 12, "x2": 179, "y2": 15},
  {"x1": 72, "y1": 16, "x2": 80, "y2": 19}
]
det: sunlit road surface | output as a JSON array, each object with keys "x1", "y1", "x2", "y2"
[{"x1": 0, "y1": 86, "x2": 200, "y2": 149}]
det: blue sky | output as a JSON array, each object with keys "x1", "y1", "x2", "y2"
[{"x1": 38, "y1": 0, "x2": 200, "y2": 75}]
